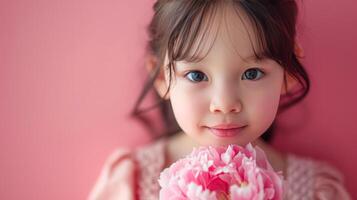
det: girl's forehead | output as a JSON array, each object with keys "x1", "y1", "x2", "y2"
[{"x1": 180, "y1": 3, "x2": 261, "y2": 65}]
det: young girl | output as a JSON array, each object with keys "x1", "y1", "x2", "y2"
[{"x1": 88, "y1": 1, "x2": 352, "y2": 199}]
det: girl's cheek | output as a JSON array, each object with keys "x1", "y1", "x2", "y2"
[
  {"x1": 176, "y1": 81, "x2": 209, "y2": 105},
  {"x1": 180, "y1": 88, "x2": 208, "y2": 116},
  {"x1": 244, "y1": 84, "x2": 282, "y2": 129},
  {"x1": 170, "y1": 86, "x2": 208, "y2": 129}
]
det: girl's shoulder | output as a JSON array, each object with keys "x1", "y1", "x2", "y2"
[
  {"x1": 87, "y1": 138, "x2": 167, "y2": 200},
  {"x1": 87, "y1": 147, "x2": 136, "y2": 200},
  {"x1": 285, "y1": 153, "x2": 352, "y2": 199}
]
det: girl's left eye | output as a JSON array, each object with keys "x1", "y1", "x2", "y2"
[
  {"x1": 184, "y1": 70, "x2": 208, "y2": 83},
  {"x1": 242, "y1": 68, "x2": 265, "y2": 81}
]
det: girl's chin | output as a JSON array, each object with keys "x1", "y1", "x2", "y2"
[{"x1": 200, "y1": 137, "x2": 248, "y2": 147}]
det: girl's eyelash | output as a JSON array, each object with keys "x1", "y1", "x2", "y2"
[
  {"x1": 242, "y1": 68, "x2": 265, "y2": 80},
  {"x1": 183, "y1": 68, "x2": 266, "y2": 83},
  {"x1": 184, "y1": 70, "x2": 208, "y2": 83}
]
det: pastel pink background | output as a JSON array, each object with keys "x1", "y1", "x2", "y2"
[{"x1": 0, "y1": 0, "x2": 356, "y2": 199}]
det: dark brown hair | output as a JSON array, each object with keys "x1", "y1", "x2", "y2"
[{"x1": 130, "y1": 0, "x2": 310, "y2": 143}]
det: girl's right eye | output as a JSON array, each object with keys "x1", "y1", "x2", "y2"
[{"x1": 184, "y1": 70, "x2": 208, "y2": 83}]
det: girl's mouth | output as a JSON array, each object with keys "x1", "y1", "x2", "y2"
[{"x1": 206, "y1": 126, "x2": 246, "y2": 138}]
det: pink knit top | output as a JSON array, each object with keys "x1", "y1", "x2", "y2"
[{"x1": 88, "y1": 138, "x2": 352, "y2": 200}]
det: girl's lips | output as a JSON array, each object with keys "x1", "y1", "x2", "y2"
[{"x1": 207, "y1": 126, "x2": 246, "y2": 138}]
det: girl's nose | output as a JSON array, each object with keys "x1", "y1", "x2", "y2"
[{"x1": 209, "y1": 85, "x2": 242, "y2": 114}]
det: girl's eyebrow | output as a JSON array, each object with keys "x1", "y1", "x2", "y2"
[
  {"x1": 244, "y1": 54, "x2": 265, "y2": 62},
  {"x1": 245, "y1": 55, "x2": 257, "y2": 60},
  {"x1": 180, "y1": 54, "x2": 261, "y2": 66},
  {"x1": 180, "y1": 59, "x2": 207, "y2": 65}
]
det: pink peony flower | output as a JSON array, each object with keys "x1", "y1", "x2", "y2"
[{"x1": 158, "y1": 143, "x2": 285, "y2": 200}]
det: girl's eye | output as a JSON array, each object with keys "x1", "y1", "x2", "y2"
[
  {"x1": 242, "y1": 68, "x2": 265, "y2": 81},
  {"x1": 184, "y1": 70, "x2": 208, "y2": 83}
]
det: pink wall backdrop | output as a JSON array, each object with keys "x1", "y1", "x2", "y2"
[{"x1": 0, "y1": 0, "x2": 356, "y2": 199}]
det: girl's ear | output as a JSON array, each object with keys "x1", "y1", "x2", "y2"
[
  {"x1": 281, "y1": 71, "x2": 298, "y2": 95},
  {"x1": 281, "y1": 41, "x2": 304, "y2": 95},
  {"x1": 294, "y1": 41, "x2": 305, "y2": 58},
  {"x1": 145, "y1": 54, "x2": 170, "y2": 100}
]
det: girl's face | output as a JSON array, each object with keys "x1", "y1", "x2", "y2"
[{"x1": 155, "y1": 5, "x2": 287, "y2": 146}]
